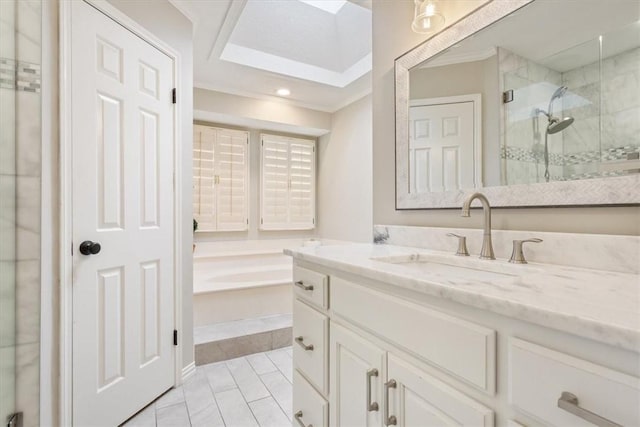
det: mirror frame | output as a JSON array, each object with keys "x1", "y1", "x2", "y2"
[{"x1": 395, "y1": 0, "x2": 640, "y2": 209}]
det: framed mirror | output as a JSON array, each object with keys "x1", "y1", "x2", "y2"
[{"x1": 395, "y1": 0, "x2": 640, "y2": 209}]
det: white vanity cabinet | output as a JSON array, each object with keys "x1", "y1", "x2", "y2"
[
  {"x1": 387, "y1": 354, "x2": 494, "y2": 426},
  {"x1": 330, "y1": 322, "x2": 385, "y2": 426},
  {"x1": 291, "y1": 260, "x2": 640, "y2": 427}
]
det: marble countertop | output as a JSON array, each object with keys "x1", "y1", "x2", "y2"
[{"x1": 285, "y1": 243, "x2": 640, "y2": 352}]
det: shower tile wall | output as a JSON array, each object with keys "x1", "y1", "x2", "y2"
[
  {"x1": 498, "y1": 47, "x2": 563, "y2": 184},
  {"x1": 563, "y1": 47, "x2": 640, "y2": 179},
  {"x1": 0, "y1": 0, "x2": 41, "y2": 426}
]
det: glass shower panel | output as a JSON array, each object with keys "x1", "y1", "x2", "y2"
[
  {"x1": 0, "y1": 0, "x2": 17, "y2": 424},
  {"x1": 501, "y1": 22, "x2": 640, "y2": 185},
  {"x1": 500, "y1": 37, "x2": 603, "y2": 185},
  {"x1": 600, "y1": 22, "x2": 640, "y2": 175},
  {"x1": 500, "y1": 46, "x2": 565, "y2": 185}
]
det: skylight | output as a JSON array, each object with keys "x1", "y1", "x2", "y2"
[
  {"x1": 298, "y1": 0, "x2": 347, "y2": 15},
  {"x1": 217, "y1": 0, "x2": 371, "y2": 87}
]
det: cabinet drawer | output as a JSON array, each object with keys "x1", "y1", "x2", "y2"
[
  {"x1": 293, "y1": 265, "x2": 328, "y2": 309},
  {"x1": 509, "y1": 338, "x2": 640, "y2": 426},
  {"x1": 293, "y1": 369, "x2": 328, "y2": 427},
  {"x1": 331, "y1": 276, "x2": 496, "y2": 393},
  {"x1": 293, "y1": 299, "x2": 328, "y2": 394}
]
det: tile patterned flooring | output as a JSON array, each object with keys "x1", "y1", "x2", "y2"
[{"x1": 123, "y1": 347, "x2": 293, "y2": 427}]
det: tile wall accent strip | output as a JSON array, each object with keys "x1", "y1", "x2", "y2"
[
  {"x1": 0, "y1": 58, "x2": 41, "y2": 92},
  {"x1": 502, "y1": 144, "x2": 640, "y2": 166}
]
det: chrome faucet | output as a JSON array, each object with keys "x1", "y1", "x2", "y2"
[{"x1": 461, "y1": 192, "x2": 495, "y2": 260}]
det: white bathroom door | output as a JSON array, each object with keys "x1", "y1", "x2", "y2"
[
  {"x1": 409, "y1": 100, "x2": 476, "y2": 193},
  {"x1": 70, "y1": 2, "x2": 175, "y2": 426}
]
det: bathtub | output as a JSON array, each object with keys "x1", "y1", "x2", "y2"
[{"x1": 193, "y1": 239, "x2": 323, "y2": 326}]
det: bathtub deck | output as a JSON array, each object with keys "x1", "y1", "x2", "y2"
[{"x1": 194, "y1": 314, "x2": 292, "y2": 366}]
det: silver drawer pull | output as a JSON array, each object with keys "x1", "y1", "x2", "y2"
[
  {"x1": 558, "y1": 392, "x2": 622, "y2": 427},
  {"x1": 294, "y1": 410, "x2": 313, "y2": 427},
  {"x1": 295, "y1": 336, "x2": 314, "y2": 351},
  {"x1": 384, "y1": 379, "x2": 397, "y2": 426},
  {"x1": 366, "y1": 368, "x2": 379, "y2": 412},
  {"x1": 294, "y1": 280, "x2": 314, "y2": 291}
]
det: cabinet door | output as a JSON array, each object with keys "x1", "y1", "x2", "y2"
[
  {"x1": 330, "y1": 322, "x2": 385, "y2": 427},
  {"x1": 387, "y1": 354, "x2": 494, "y2": 427}
]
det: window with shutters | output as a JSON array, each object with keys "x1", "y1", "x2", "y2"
[
  {"x1": 260, "y1": 134, "x2": 316, "y2": 230},
  {"x1": 193, "y1": 125, "x2": 249, "y2": 232}
]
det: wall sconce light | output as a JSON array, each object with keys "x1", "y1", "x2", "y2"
[{"x1": 412, "y1": 0, "x2": 445, "y2": 34}]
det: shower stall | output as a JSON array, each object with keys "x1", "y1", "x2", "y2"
[
  {"x1": 500, "y1": 21, "x2": 640, "y2": 185},
  {"x1": 1, "y1": 1, "x2": 42, "y2": 426}
]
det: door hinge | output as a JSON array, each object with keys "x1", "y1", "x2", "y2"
[
  {"x1": 502, "y1": 89, "x2": 513, "y2": 104},
  {"x1": 172, "y1": 88, "x2": 177, "y2": 104},
  {"x1": 261, "y1": 218, "x2": 264, "y2": 225},
  {"x1": 312, "y1": 218, "x2": 315, "y2": 225},
  {"x1": 246, "y1": 218, "x2": 249, "y2": 225},
  {"x1": 173, "y1": 329, "x2": 178, "y2": 346}
]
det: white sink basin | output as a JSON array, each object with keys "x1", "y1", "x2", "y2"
[{"x1": 370, "y1": 252, "x2": 536, "y2": 282}]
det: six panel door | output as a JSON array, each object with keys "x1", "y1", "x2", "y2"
[{"x1": 71, "y1": 2, "x2": 175, "y2": 425}]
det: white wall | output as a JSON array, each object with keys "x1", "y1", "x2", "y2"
[
  {"x1": 194, "y1": 88, "x2": 331, "y2": 136},
  {"x1": 372, "y1": 0, "x2": 640, "y2": 235},
  {"x1": 106, "y1": 0, "x2": 196, "y2": 377},
  {"x1": 317, "y1": 95, "x2": 373, "y2": 242}
]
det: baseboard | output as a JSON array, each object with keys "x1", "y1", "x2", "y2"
[{"x1": 181, "y1": 361, "x2": 196, "y2": 382}]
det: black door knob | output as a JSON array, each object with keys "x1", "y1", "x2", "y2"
[{"x1": 79, "y1": 240, "x2": 101, "y2": 256}]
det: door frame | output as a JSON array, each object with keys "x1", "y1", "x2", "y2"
[
  {"x1": 59, "y1": 1, "x2": 184, "y2": 425},
  {"x1": 409, "y1": 93, "x2": 483, "y2": 189}
]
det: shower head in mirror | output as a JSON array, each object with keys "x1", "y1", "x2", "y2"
[
  {"x1": 548, "y1": 85, "x2": 569, "y2": 116},
  {"x1": 550, "y1": 86, "x2": 568, "y2": 102},
  {"x1": 547, "y1": 116, "x2": 574, "y2": 134}
]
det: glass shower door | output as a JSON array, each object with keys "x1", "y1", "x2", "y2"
[{"x1": 0, "y1": 0, "x2": 18, "y2": 424}]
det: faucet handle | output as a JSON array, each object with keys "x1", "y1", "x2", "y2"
[
  {"x1": 447, "y1": 233, "x2": 470, "y2": 257},
  {"x1": 509, "y1": 238, "x2": 543, "y2": 264}
]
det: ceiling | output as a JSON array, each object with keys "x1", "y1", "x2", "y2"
[{"x1": 169, "y1": 0, "x2": 372, "y2": 113}]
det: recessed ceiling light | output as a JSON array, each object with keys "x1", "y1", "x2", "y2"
[{"x1": 276, "y1": 88, "x2": 291, "y2": 96}]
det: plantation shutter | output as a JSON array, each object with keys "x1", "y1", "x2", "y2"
[
  {"x1": 260, "y1": 134, "x2": 316, "y2": 230},
  {"x1": 261, "y1": 135, "x2": 290, "y2": 229},
  {"x1": 193, "y1": 126, "x2": 216, "y2": 231},
  {"x1": 288, "y1": 141, "x2": 315, "y2": 228},
  {"x1": 193, "y1": 125, "x2": 249, "y2": 232},
  {"x1": 216, "y1": 129, "x2": 249, "y2": 230}
]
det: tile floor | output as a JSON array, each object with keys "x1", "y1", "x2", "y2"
[{"x1": 123, "y1": 347, "x2": 293, "y2": 427}]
